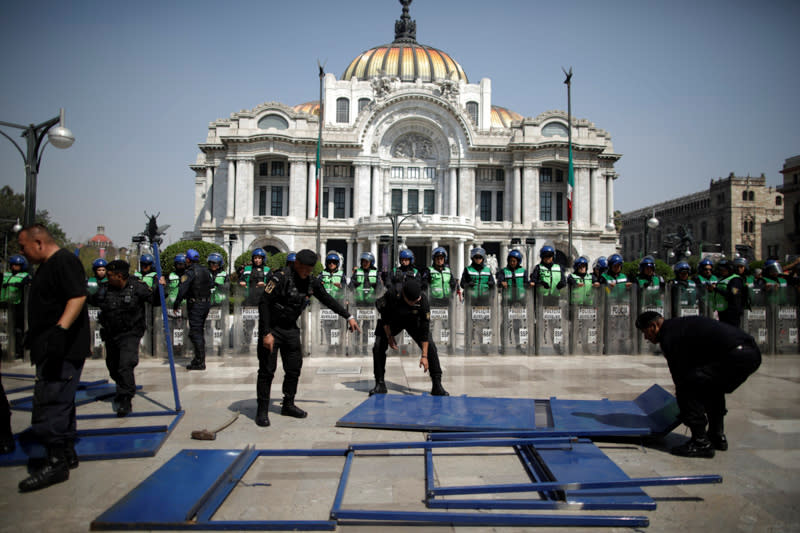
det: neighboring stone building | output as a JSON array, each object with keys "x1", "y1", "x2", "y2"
[
  {"x1": 189, "y1": 2, "x2": 620, "y2": 273},
  {"x1": 778, "y1": 154, "x2": 800, "y2": 257},
  {"x1": 620, "y1": 173, "x2": 783, "y2": 262}
]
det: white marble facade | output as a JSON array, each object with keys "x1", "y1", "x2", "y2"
[{"x1": 190, "y1": 5, "x2": 620, "y2": 274}]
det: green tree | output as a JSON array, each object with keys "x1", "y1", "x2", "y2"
[
  {"x1": 0, "y1": 185, "x2": 73, "y2": 252},
  {"x1": 160, "y1": 240, "x2": 227, "y2": 276}
]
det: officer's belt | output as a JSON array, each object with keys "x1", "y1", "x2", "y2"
[{"x1": 189, "y1": 297, "x2": 210, "y2": 303}]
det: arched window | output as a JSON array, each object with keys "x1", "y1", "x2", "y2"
[
  {"x1": 466, "y1": 101, "x2": 479, "y2": 125},
  {"x1": 542, "y1": 122, "x2": 569, "y2": 137},
  {"x1": 742, "y1": 191, "x2": 748, "y2": 201},
  {"x1": 776, "y1": 196, "x2": 783, "y2": 206},
  {"x1": 749, "y1": 191, "x2": 755, "y2": 201},
  {"x1": 257, "y1": 114, "x2": 289, "y2": 130},
  {"x1": 358, "y1": 98, "x2": 371, "y2": 113},
  {"x1": 336, "y1": 98, "x2": 350, "y2": 123}
]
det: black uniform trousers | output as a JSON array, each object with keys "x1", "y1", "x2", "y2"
[
  {"x1": 1, "y1": 373, "x2": 12, "y2": 438},
  {"x1": 372, "y1": 320, "x2": 443, "y2": 381},
  {"x1": 718, "y1": 309, "x2": 742, "y2": 328},
  {"x1": 32, "y1": 358, "x2": 84, "y2": 453},
  {"x1": 675, "y1": 341, "x2": 761, "y2": 433},
  {"x1": 187, "y1": 301, "x2": 210, "y2": 361},
  {"x1": 11, "y1": 303, "x2": 25, "y2": 359},
  {"x1": 256, "y1": 325, "x2": 303, "y2": 402},
  {"x1": 105, "y1": 333, "x2": 140, "y2": 399}
]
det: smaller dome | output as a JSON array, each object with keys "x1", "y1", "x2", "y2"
[
  {"x1": 293, "y1": 101, "x2": 320, "y2": 116},
  {"x1": 491, "y1": 106, "x2": 523, "y2": 128}
]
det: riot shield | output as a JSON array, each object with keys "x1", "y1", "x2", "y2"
[
  {"x1": 154, "y1": 304, "x2": 188, "y2": 358},
  {"x1": 500, "y1": 290, "x2": 533, "y2": 355},
  {"x1": 87, "y1": 305, "x2": 106, "y2": 359},
  {"x1": 464, "y1": 291, "x2": 498, "y2": 355},
  {"x1": 348, "y1": 283, "x2": 383, "y2": 356},
  {"x1": 0, "y1": 303, "x2": 10, "y2": 360},
  {"x1": 770, "y1": 285, "x2": 799, "y2": 354},
  {"x1": 232, "y1": 285, "x2": 259, "y2": 354},
  {"x1": 309, "y1": 298, "x2": 347, "y2": 356},
  {"x1": 667, "y1": 282, "x2": 700, "y2": 319},
  {"x1": 696, "y1": 281, "x2": 717, "y2": 319},
  {"x1": 602, "y1": 284, "x2": 635, "y2": 354},
  {"x1": 139, "y1": 303, "x2": 156, "y2": 357},
  {"x1": 569, "y1": 286, "x2": 603, "y2": 355},
  {"x1": 636, "y1": 285, "x2": 665, "y2": 355},
  {"x1": 205, "y1": 304, "x2": 229, "y2": 357},
  {"x1": 429, "y1": 291, "x2": 457, "y2": 356},
  {"x1": 534, "y1": 291, "x2": 568, "y2": 355}
]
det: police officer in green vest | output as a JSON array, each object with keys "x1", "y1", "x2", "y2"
[
  {"x1": 710, "y1": 259, "x2": 745, "y2": 327},
  {"x1": 460, "y1": 247, "x2": 495, "y2": 305},
  {"x1": 135, "y1": 254, "x2": 158, "y2": 288},
  {"x1": 350, "y1": 252, "x2": 380, "y2": 304},
  {"x1": 208, "y1": 253, "x2": 229, "y2": 307},
  {"x1": 86, "y1": 258, "x2": 109, "y2": 296},
  {"x1": 166, "y1": 253, "x2": 187, "y2": 307},
  {"x1": 670, "y1": 261, "x2": 699, "y2": 317},
  {"x1": 497, "y1": 249, "x2": 528, "y2": 304},
  {"x1": 388, "y1": 249, "x2": 420, "y2": 295},
  {"x1": 600, "y1": 254, "x2": 632, "y2": 301},
  {"x1": 592, "y1": 256, "x2": 608, "y2": 281},
  {"x1": 635, "y1": 255, "x2": 664, "y2": 308},
  {"x1": 422, "y1": 247, "x2": 457, "y2": 305},
  {"x1": 2, "y1": 254, "x2": 31, "y2": 359},
  {"x1": 693, "y1": 258, "x2": 718, "y2": 315},
  {"x1": 762, "y1": 259, "x2": 788, "y2": 305},
  {"x1": 530, "y1": 246, "x2": 565, "y2": 305},
  {"x1": 568, "y1": 256, "x2": 596, "y2": 305},
  {"x1": 320, "y1": 252, "x2": 346, "y2": 301},
  {"x1": 240, "y1": 248, "x2": 270, "y2": 306}
]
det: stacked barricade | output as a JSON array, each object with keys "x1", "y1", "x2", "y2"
[
  {"x1": 0, "y1": 302, "x2": 11, "y2": 359},
  {"x1": 87, "y1": 305, "x2": 106, "y2": 360},
  {"x1": 232, "y1": 285, "x2": 260, "y2": 354},
  {"x1": 569, "y1": 286, "x2": 604, "y2": 355}
]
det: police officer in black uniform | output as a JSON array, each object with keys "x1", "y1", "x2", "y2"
[
  {"x1": 636, "y1": 311, "x2": 761, "y2": 458},
  {"x1": 88, "y1": 260, "x2": 160, "y2": 416},
  {"x1": 173, "y1": 248, "x2": 213, "y2": 370},
  {"x1": 369, "y1": 279, "x2": 450, "y2": 397},
  {"x1": 256, "y1": 249, "x2": 359, "y2": 427}
]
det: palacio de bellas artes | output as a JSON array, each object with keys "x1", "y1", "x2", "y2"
[{"x1": 189, "y1": 1, "x2": 620, "y2": 273}]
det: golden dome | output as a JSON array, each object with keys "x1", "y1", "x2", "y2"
[
  {"x1": 292, "y1": 101, "x2": 320, "y2": 116},
  {"x1": 341, "y1": 0, "x2": 467, "y2": 84},
  {"x1": 491, "y1": 106, "x2": 523, "y2": 128}
]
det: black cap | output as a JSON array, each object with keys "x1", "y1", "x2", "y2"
[
  {"x1": 402, "y1": 279, "x2": 422, "y2": 301},
  {"x1": 635, "y1": 311, "x2": 662, "y2": 330},
  {"x1": 106, "y1": 260, "x2": 130, "y2": 273},
  {"x1": 296, "y1": 249, "x2": 318, "y2": 266}
]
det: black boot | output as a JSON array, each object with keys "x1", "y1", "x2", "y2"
[
  {"x1": 64, "y1": 443, "x2": 79, "y2": 469},
  {"x1": 431, "y1": 376, "x2": 449, "y2": 397},
  {"x1": 255, "y1": 401, "x2": 270, "y2": 427},
  {"x1": 186, "y1": 359, "x2": 206, "y2": 371},
  {"x1": 708, "y1": 416, "x2": 728, "y2": 451},
  {"x1": 368, "y1": 380, "x2": 387, "y2": 396},
  {"x1": 116, "y1": 396, "x2": 132, "y2": 418},
  {"x1": 19, "y1": 449, "x2": 69, "y2": 492},
  {"x1": 0, "y1": 433, "x2": 15, "y2": 455},
  {"x1": 280, "y1": 397, "x2": 307, "y2": 418},
  {"x1": 671, "y1": 437, "x2": 715, "y2": 458}
]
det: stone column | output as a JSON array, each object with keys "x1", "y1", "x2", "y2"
[
  {"x1": 459, "y1": 167, "x2": 476, "y2": 222},
  {"x1": 354, "y1": 164, "x2": 370, "y2": 220},
  {"x1": 522, "y1": 166, "x2": 538, "y2": 226},
  {"x1": 512, "y1": 165, "x2": 522, "y2": 225},
  {"x1": 606, "y1": 174, "x2": 614, "y2": 227},
  {"x1": 236, "y1": 159, "x2": 254, "y2": 223},
  {"x1": 383, "y1": 167, "x2": 391, "y2": 215},
  {"x1": 346, "y1": 239, "x2": 355, "y2": 273},
  {"x1": 370, "y1": 166, "x2": 379, "y2": 216},
  {"x1": 289, "y1": 160, "x2": 307, "y2": 220},
  {"x1": 454, "y1": 238, "x2": 467, "y2": 281},
  {"x1": 225, "y1": 159, "x2": 236, "y2": 223},
  {"x1": 203, "y1": 166, "x2": 214, "y2": 223},
  {"x1": 307, "y1": 162, "x2": 317, "y2": 220},
  {"x1": 448, "y1": 167, "x2": 458, "y2": 216}
]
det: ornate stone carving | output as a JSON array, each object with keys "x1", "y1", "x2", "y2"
[
  {"x1": 371, "y1": 75, "x2": 397, "y2": 98},
  {"x1": 392, "y1": 133, "x2": 436, "y2": 160},
  {"x1": 438, "y1": 78, "x2": 460, "y2": 100}
]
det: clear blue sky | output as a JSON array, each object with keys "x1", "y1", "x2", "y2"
[{"x1": 1, "y1": 0, "x2": 797, "y2": 247}]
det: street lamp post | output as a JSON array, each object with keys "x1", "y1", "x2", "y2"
[
  {"x1": 643, "y1": 209, "x2": 659, "y2": 258},
  {"x1": 0, "y1": 109, "x2": 75, "y2": 227},
  {"x1": 386, "y1": 212, "x2": 418, "y2": 270}
]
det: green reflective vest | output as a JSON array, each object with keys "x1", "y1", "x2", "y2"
[
  {"x1": 714, "y1": 274, "x2": 741, "y2": 311},
  {"x1": 167, "y1": 272, "x2": 182, "y2": 305},
  {"x1": 601, "y1": 272, "x2": 628, "y2": 301},
  {"x1": 87, "y1": 276, "x2": 108, "y2": 296},
  {"x1": 502, "y1": 267, "x2": 527, "y2": 302},
  {"x1": 569, "y1": 273, "x2": 594, "y2": 305},
  {"x1": 353, "y1": 268, "x2": 378, "y2": 303},
  {"x1": 764, "y1": 277, "x2": 788, "y2": 305},
  {"x1": 428, "y1": 267, "x2": 452, "y2": 300},
  {"x1": 637, "y1": 276, "x2": 663, "y2": 307},
  {"x1": 135, "y1": 271, "x2": 158, "y2": 288},
  {"x1": 211, "y1": 272, "x2": 228, "y2": 306},
  {"x1": 466, "y1": 265, "x2": 492, "y2": 299},
  {"x1": 674, "y1": 279, "x2": 698, "y2": 308},
  {"x1": 2, "y1": 271, "x2": 29, "y2": 304},
  {"x1": 321, "y1": 269, "x2": 344, "y2": 299},
  {"x1": 537, "y1": 264, "x2": 562, "y2": 298}
]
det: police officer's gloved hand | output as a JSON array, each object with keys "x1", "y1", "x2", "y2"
[
  {"x1": 642, "y1": 280, "x2": 651, "y2": 288},
  {"x1": 556, "y1": 280, "x2": 566, "y2": 290},
  {"x1": 539, "y1": 281, "x2": 550, "y2": 289},
  {"x1": 45, "y1": 325, "x2": 67, "y2": 358}
]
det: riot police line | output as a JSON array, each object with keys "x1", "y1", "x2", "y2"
[{"x1": 2, "y1": 265, "x2": 798, "y2": 361}]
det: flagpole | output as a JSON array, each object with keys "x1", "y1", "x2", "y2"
[
  {"x1": 563, "y1": 67, "x2": 574, "y2": 265},
  {"x1": 315, "y1": 62, "x2": 325, "y2": 257}
]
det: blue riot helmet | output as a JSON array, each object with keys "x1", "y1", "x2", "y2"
[
  {"x1": 359, "y1": 251, "x2": 375, "y2": 267},
  {"x1": 540, "y1": 245, "x2": 555, "y2": 258},
  {"x1": 733, "y1": 257, "x2": 748, "y2": 268},
  {"x1": 764, "y1": 259, "x2": 782, "y2": 277},
  {"x1": 286, "y1": 252, "x2": 296, "y2": 263},
  {"x1": 673, "y1": 261, "x2": 691, "y2": 275},
  {"x1": 508, "y1": 249, "x2": 523, "y2": 266},
  {"x1": 698, "y1": 258, "x2": 714, "y2": 274},
  {"x1": 639, "y1": 255, "x2": 655, "y2": 272},
  {"x1": 608, "y1": 254, "x2": 624, "y2": 268},
  {"x1": 325, "y1": 252, "x2": 341, "y2": 266},
  {"x1": 573, "y1": 256, "x2": 589, "y2": 270},
  {"x1": 186, "y1": 249, "x2": 200, "y2": 262},
  {"x1": 399, "y1": 249, "x2": 415, "y2": 263},
  {"x1": 207, "y1": 252, "x2": 223, "y2": 267},
  {"x1": 470, "y1": 247, "x2": 486, "y2": 261},
  {"x1": 593, "y1": 256, "x2": 608, "y2": 273},
  {"x1": 252, "y1": 248, "x2": 266, "y2": 260},
  {"x1": 174, "y1": 253, "x2": 187, "y2": 265},
  {"x1": 140, "y1": 254, "x2": 154, "y2": 266},
  {"x1": 92, "y1": 258, "x2": 108, "y2": 271},
  {"x1": 432, "y1": 247, "x2": 448, "y2": 262}
]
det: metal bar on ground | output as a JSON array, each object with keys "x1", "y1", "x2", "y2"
[
  {"x1": 428, "y1": 428, "x2": 650, "y2": 440},
  {"x1": 349, "y1": 437, "x2": 576, "y2": 452},
  {"x1": 192, "y1": 445, "x2": 261, "y2": 522},
  {"x1": 333, "y1": 509, "x2": 649, "y2": 527},
  {"x1": 329, "y1": 450, "x2": 355, "y2": 518}
]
